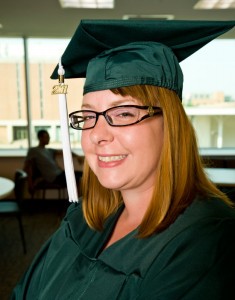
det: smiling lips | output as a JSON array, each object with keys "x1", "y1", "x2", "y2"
[{"x1": 98, "y1": 155, "x2": 127, "y2": 162}]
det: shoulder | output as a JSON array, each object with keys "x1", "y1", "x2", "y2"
[
  {"x1": 137, "y1": 198, "x2": 235, "y2": 299},
  {"x1": 151, "y1": 197, "x2": 235, "y2": 260},
  {"x1": 139, "y1": 197, "x2": 235, "y2": 278},
  {"x1": 63, "y1": 200, "x2": 89, "y2": 238},
  {"x1": 179, "y1": 197, "x2": 235, "y2": 244},
  {"x1": 160, "y1": 197, "x2": 235, "y2": 264},
  {"x1": 48, "y1": 148, "x2": 62, "y2": 155},
  {"x1": 26, "y1": 147, "x2": 39, "y2": 158},
  {"x1": 64, "y1": 201, "x2": 83, "y2": 220},
  {"x1": 167, "y1": 197, "x2": 235, "y2": 245},
  {"x1": 182, "y1": 196, "x2": 235, "y2": 224},
  {"x1": 27, "y1": 146, "x2": 37, "y2": 153}
]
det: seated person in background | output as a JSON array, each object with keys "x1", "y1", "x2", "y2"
[{"x1": 24, "y1": 129, "x2": 83, "y2": 193}]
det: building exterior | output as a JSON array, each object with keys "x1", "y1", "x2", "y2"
[{"x1": 0, "y1": 38, "x2": 235, "y2": 150}]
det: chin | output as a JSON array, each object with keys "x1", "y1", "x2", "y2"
[{"x1": 98, "y1": 178, "x2": 123, "y2": 190}]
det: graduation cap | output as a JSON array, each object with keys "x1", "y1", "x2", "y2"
[
  {"x1": 51, "y1": 19, "x2": 235, "y2": 99},
  {"x1": 51, "y1": 19, "x2": 235, "y2": 203}
]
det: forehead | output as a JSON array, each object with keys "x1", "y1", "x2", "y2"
[{"x1": 82, "y1": 89, "x2": 141, "y2": 109}]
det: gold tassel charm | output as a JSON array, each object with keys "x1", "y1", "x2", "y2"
[
  {"x1": 51, "y1": 84, "x2": 68, "y2": 95},
  {"x1": 51, "y1": 64, "x2": 68, "y2": 95}
]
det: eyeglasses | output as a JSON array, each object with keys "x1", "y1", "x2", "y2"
[{"x1": 69, "y1": 105, "x2": 162, "y2": 130}]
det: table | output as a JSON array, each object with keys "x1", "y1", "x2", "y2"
[
  {"x1": 204, "y1": 168, "x2": 235, "y2": 187},
  {"x1": 200, "y1": 148, "x2": 235, "y2": 158},
  {"x1": 0, "y1": 177, "x2": 15, "y2": 199}
]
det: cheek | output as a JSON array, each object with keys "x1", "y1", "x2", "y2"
[
  {"x1": 142, "y1": 117, "x2": 164, "y2": 140},
  {"x1": 148, "y1": 119, "x2": 164, "y2": 155},
  {"x1": 81, "y1": 132, "x2": 90, "y2": 153}
]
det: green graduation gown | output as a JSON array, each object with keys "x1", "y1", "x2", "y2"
[{"x1": 11, "y1": 197, "x2": 235, "y2": 299}]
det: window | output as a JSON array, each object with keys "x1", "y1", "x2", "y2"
[
  {"x1": 0, "y1": 38, "x2": 27, "y2": 150},
  {"x1": 27, "y1": 38, "x2": 85, "y2": 149},
  {"x1": 181, "y1": 39, "x2": 235, "y2": 148},
  {"x1": 13, "y1": 126, "x2": 27, "y2": 141},
  {"x1": 0, "y1": 36, "x2": 234, "y2": 155}
]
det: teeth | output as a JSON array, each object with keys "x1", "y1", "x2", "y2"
[{"x1": 98, "y1": 155, "x2": 126, "y2": 162}]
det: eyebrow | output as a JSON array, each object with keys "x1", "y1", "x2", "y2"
[{"x1": 81, "y1": 98, "x2": 138, "y2": 110}]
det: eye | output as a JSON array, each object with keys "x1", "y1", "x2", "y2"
[
  {"x1": 83, "y1": 115, "x2": 96, "y2": 121},
  {"x1": 78, "y1": 111, "x2": 96, "y2": 122},
  {"x1": 71, "y1": 112, "x2": 96, "y2": 126},
  {"x1": 112, "y1": 108, "x2": 137, "y2": 119},
  {"x1": 118, "y1": 111, "x2": 134, "y2": 118}
]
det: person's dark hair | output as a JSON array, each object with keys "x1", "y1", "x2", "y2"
[{"x1": 37, "y1": 129, "x2": 49, "y2": 139}]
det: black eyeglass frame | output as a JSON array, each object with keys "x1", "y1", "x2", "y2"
[{"x1": 69, "y1": 105, "x2": 163, "y2": 130}]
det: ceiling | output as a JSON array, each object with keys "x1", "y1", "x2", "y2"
[{"x1": 0, "y1": 0, "x2": 234, "y2": 38}]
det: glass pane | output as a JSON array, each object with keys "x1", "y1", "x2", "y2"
[
  {"x1": 0, "y1": 38, "x2": 27, "y2": 149},
  {"x1": 181, "y1": 39, "x2": 235, "y2": 148},
  {"x1": 27, "y1": 38, "x2": 84, "y2": 150},
  {"x1": 1, "y1": 36, "x2": 234, "y2": 153}
]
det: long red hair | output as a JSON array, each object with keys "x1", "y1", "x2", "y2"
[{"x1": 81, "y1": 85, "x2": 231, "y2": 237}]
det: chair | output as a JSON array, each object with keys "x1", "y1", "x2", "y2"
[
  {"x1": 31, "y1": 179, "x2": 66, "y2": 200},
  {"x1": 26, "y1": 159, "x2": 67, "y2": 200},
  {"x1": 0, "y1": 170, "x2": 27, "y2": 254}
]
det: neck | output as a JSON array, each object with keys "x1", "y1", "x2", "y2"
[
  {"x1": 38, "y1": 143, "x2": 45, "y2": 148},
  {"x1": 121, "y1": 186, "x2": 153, "y2": 225}
]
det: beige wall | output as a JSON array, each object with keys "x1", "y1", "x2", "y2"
[
  {"x1": 0, "y1": 62, "x2": 84, "y2": 121},
  {"x1": 0, "y1": 156, "x2": 25, "y2": 180},
  {"x1": 0, "y1": 156, "x2": 25, "y2": 198}
]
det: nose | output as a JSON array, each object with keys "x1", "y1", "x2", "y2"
[{"x1": 89, "y1": 114, "x2": 114, "y2": 145}]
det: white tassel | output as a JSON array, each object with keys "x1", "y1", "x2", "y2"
[{"x1": 56, "y1": 60, "x2": 79, "y2": 202}]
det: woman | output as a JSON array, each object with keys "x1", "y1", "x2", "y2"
[
  {"x1": 80, "y1": 85, "x2": 232, "y2": 238},
  {"x1": 12, "y1": 20, "x2": 235, "y2": 299}
]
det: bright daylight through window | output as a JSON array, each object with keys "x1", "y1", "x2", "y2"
[{"x1": 0, "y1": 37, "x2": 234, "y2": 153}]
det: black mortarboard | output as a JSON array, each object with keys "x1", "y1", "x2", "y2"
[{"x1": 51, "y1": 19, "x2": 235, "y2": 99}]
